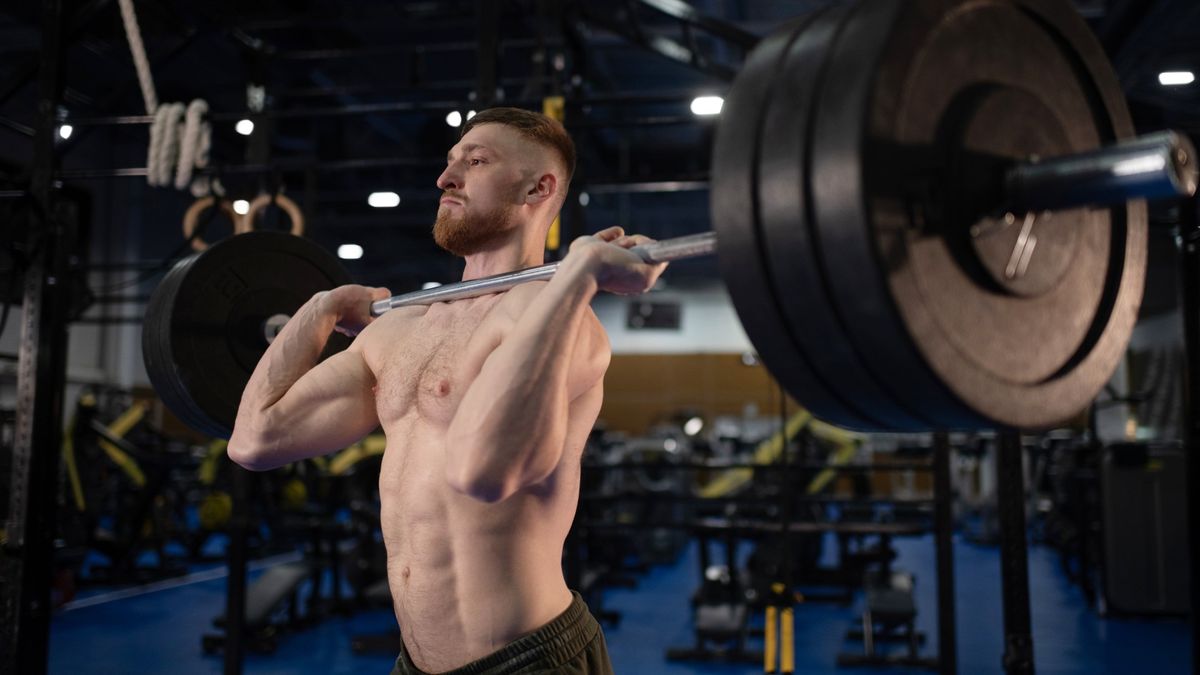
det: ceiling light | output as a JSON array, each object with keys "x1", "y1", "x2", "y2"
[
  {"x1": 690, "y1": 95, "x2": 724, "y2": 116},
  {"x1": 57, "y1": 124, "x2": 73, "y2": 140},
  {"x1": 446, "y1": 111, "x2": 463, "y2": 127},
  {"x1": 337, "y1": 244, "x2": 364, "y2": 260},
  {"x1": 578, "y1": 191, "x2": 590, "y2": 206},
  {"x1": 1159, "y1": 71, "x2": 1195, "y2": 86},
  {"x1": 368, "y1": 191, "x2": 401, "y2": 208},
  {"x1": 683, "y1": 417, "x2": 704, "y2": 436},
  {"x1": 235, "y1": 119, "x2": 255, "y2": 135},
  {"x1": 466, "y1": 110, "x2": 477, "y2": 120},
  {"x1": 232, "y1": 199, "x2": 250, "y2": 215}
]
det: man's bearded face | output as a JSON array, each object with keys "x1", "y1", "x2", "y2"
[{"x1": 432, "y1": 199, "x2": 518, "y2": 256}]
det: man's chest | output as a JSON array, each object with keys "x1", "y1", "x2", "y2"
[{"x1": 370, "y1": 299, "x2": 505, "y2": 424}]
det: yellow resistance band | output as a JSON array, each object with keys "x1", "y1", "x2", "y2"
[
  {"x1": 764, "y1": 605, "x2": 778, "y2": 673},
  {"x1": 63, "y1": 415, "x2": 85, "y2": 512},
  {"x1": 698, "y1": 410, "x2": 812, "y2": 498},
  {"x1": 98, "y1": 402, "x2": 148, "y2": 488},
  {"x1": 330, "y1": 434, "x2": 386, "y2": 476}
]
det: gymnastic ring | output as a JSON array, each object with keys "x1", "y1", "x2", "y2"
[
  {"x1": 181, "y1": 196, "x2": 244, "y2": 252},
  {"x1": 242, "y1": 193, "x2": 306, "y2": 237}
]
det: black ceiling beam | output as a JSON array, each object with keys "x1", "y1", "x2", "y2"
[
  {"x1": 570, "y1": 0, "x2": 758, "y2": 82},
  {"x1": 51, "y1": 26, "x2": 203, "y2": 161},
  {"x1": 637, "y1": 0, "x2": 759, "y2": 49},
  {"x1": 0, "y1": 114, "x2": 34, "y2": 137},
  {"x1": 0, "y1": 0, "x2": 113, "y2": 108},
  {"x1": 270, "y1": 38, "x2": 545, "y2": 61}
]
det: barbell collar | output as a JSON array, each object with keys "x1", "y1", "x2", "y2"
[
  {"x1": 1005, "y1": 130, "x2": 1198, "y2": 213},
  {"x1": 369, "y1": 231, "x2": 719, "y2": 316}
]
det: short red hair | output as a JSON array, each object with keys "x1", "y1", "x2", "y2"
[{"x1": 461, "y1": 107, "x2": 576, "y2": 184}]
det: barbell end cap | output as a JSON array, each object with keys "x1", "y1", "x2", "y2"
[{"x1": 1166, "y1": 130, "x2": 1199, "y2": 199}]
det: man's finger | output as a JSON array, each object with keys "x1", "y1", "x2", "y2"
[{"x1": 595, "y1": 226, "x2": 624, "y2": 241}]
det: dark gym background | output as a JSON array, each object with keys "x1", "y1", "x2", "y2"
[{"x1": 1, "y1": 1, "x2": 1198, "y2": 673}]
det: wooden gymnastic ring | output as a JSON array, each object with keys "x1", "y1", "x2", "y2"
[
  {"x1": 243, "y1": 193, "x2": 306, "y2": 237},
  {"x1": 182, "y1": 196, "x2": 245, "y2": 252}
]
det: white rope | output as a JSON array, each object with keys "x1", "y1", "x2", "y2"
[
  {"x1": 116, "y1": 0, "x2": 157, "y2": 114},
  {"x1": 175, "y1": 100, "x2": 210, "y2": 192},
  {"x1": 149, "y1": 102, "x2": 183, "y2": 187},
  {"x1": 119, "y1": 0, "x2": 215, "y2": 194}
]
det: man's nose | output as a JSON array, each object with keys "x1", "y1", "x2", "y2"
[{"x1": 436, "y1": 166, "x2": 460, "y2": 191}]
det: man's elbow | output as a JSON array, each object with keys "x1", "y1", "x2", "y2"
[
  {"x1": 227, "y1": 425, "x2": 281, "y2": 472},
  {"x1": 446, "y1": 465, "x2": 514, "y2": 503},
  {"x1": 445, "y1": 445, "x2": 558, "y2": 504}
]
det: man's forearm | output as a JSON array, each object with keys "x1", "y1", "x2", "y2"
[
  {"x1": 445, "y1": 252, "x2": 601, "y2": 501},
  {"x1": 233, "y1": 293, "x2": 338, "y2": 430}
]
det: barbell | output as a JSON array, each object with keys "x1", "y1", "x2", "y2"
[{"x1": 143, "y1": 0, "x2": 1198, "y2": 439}]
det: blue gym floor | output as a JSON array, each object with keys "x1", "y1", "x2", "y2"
[{"x1": 49, "y1": 534, "x2": 1188, "y2": 674}]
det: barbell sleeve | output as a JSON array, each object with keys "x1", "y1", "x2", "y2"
[
  {"x1": 369, "y1": 231, "x2": 719, "y2": 316},
  {"x1": 1005, "y1": 130, "x2": 1198, "y2": 213}
]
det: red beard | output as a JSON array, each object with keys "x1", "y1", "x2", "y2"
[{"x1": 432, "y1": 202, "x2": 516, "y2": 256}]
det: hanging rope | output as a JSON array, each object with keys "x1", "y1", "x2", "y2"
[
  {"x1": 117, "y1": 0, "x2": 156, "y2": 115},
  {"x1": 118, "y1": 0, "x2": 216, "y2": 196}
]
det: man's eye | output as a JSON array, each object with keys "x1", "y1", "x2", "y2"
[{"x1": 469, "y1": 158, "x2": 484, "y2": 166}]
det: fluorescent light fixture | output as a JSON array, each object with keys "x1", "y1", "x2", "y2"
[
  {"x1": 337, "y1": 244, "x2": 364, "y2": 260},
  {"x1": 232, "y1": 199, "x2": 250, "y2": 215},
  {"x1": 58, "y1": 124, "x2": 73, "y2": 140},
  {"x1": 368, "y1": 191, "x2": 401, "y2": 208},
  {"x1": 235, "y1": 119, "x2": 255, "y2": 135},
  {"x1": 690, "y1": 95, "x2": 724, "y2": 116},
  {"x1": 422, "y1": 281, "x2": 443, "y2": 290},
  {"x1": 446, "y1": 111, "x2": 463, "y2": 127},
  {"x1": 1159, "y1": 71, "x2": 1195, "y2": 86}
]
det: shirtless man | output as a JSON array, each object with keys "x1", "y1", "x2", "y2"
[{"x1": 228, "y1": 107, "x2": 667, "y2": 674}]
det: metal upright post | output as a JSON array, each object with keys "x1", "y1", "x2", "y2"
[
  {"x1": 997, "y1": 431, "x2": 1034, "y2": 674},
  {"x1": 224, "y1": 466, "x2": 250, "y2": 675},
  {"x1": 1177, "y1": 195, "x2": 1200, "y2": 675},
  {"x1": 0, "y1": 1, "x2": 68, "y2": 673},
  {"x1": 932, "y1": 432, "x2": 957, "y2": 675}
]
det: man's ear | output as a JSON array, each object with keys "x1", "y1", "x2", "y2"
[{"x1": 525, "y1": 172, "x2": 557, "y2": 206}]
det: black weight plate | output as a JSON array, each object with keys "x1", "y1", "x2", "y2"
[
  {"x1": 755, "y1": 2, "x2": 931, "y2": 431},
  {"x1": 144, "y1": 253, "x2": 208, "y2": 431},
  {"x1": 142, "y1": 232, "x2": 353, "y2": 438},
  {"x1": 812, "y1": 0, "x2": 1145, "y2": 430},
  {"x1": 712, "y1": 11, "x2": 876, "y2": 429}
]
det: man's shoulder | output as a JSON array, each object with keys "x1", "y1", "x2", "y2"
[
  {"x1": 496, "y1": 279, "x2": 549, "y2": 315},
  {"x1": 499, "y1": 281, "x2": 602, "y2": 324}
]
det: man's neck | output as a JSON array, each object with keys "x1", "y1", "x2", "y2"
[{"x1": 460, "y1": 228, "x2": 546, "y2": 281}]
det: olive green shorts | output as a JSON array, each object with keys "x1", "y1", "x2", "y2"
[{"x1": 390, "y1": 592, "x2": 613, "y2": 675}]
